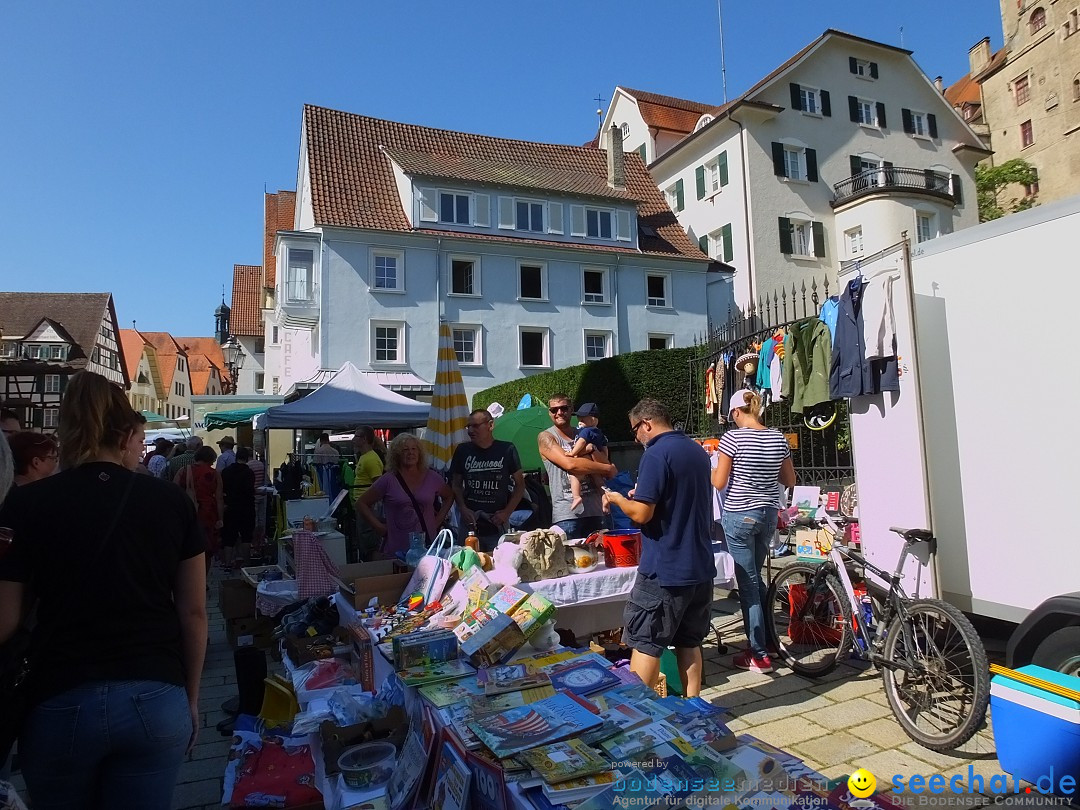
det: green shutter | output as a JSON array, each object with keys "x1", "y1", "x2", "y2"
[
  {"x1": 806, "y1": 149, "x2": 818, "y2": 183},
  {"x1": 850, "y1": 155, "x2": 863, "y2": 177},
  {"x1": 902, "y1": 108, "x2": 914, "y2": 134},
  {"x1": 812, "y1": 222, "x2": 826, "y2": 258},
  {"x1": 675, "y1": 179, "x2": 684, "y2": 211},
  {"x1": 31, "y1": 408, "x2": 43, "y2": 428},
  {"x1": 849, "y1": 95, "x2": 860, "y2": 123},
  {"x1": 695, "y1": 166, "x2": 706, "y2": 199},
  {"x1": 721, "y1": 224, "x2": 733, "y2": 263},
  {"x1": 927, "y1": 114, "x2": 938, "y2": 138},
  {"x1": 778, "y1": 217, "x2": 793, "y2": 254},
  {"x1": 636, "y1": 143, "x2": 647, "y2": 160},
  {"x1": 718, "y1": 151, "x2": 729, "y2": 186},
  {"x1": 789, "y1": 83, "x2": 802, "y2": 111},
  {"x1": 876, "y1": 102, "x2": 887, "y2": 128},
  {"x1": 870, "y1": 61, "x2": 879, "y2": 79},
  {"x1": 951, "y1": 174, "x2": 964, "y2": 204},
  {"x1": 772, "y1": 142, "x2": 786, "y2": 177},
  {"x1": 698, "y1": 235, "x2": 709, "y2": 254},
  {"x1": 820, "y1": 90, "x2": 832, "y2": 117},
  {"x1": 849, "y1": 56, "x2": 858, "y2": 74}
]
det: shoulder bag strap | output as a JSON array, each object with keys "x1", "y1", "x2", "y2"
[{"x1": 394, "y1": 472, "x2": 431, "y2": 542}]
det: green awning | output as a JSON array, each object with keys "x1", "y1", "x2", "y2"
[
  {"x1": 140, "y1": 411, "x2": 168, "y2": 422},
  {"x1": 204, "y1": 407, "x2": 266, "y2": 429}
]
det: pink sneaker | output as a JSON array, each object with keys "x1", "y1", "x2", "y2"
[{"x1": 732, "y1": 650, "x2": 774, "y2": 673}]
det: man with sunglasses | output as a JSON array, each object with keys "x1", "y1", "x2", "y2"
[
  {"x1": 538, "y1": 394, "x2": 616, "y2": 538},
  {"x1": 450, "y1": 409, "x2": 525, "y2": 551}
]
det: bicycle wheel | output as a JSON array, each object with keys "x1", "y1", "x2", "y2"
[
  {"x1": 881, "y1": 598, "x2": 990, "y2": 751},
  {"x1": 766, "y1": 563, "x2": 854, "y2": 677}
]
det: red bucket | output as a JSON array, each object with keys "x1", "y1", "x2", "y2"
[{"x1": 600, "y1": 530, "x2": 641, "y2": 568}]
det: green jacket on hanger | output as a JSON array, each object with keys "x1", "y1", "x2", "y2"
[{"x1": 781, "y1": 317, "x2": 833, "y2": 415}]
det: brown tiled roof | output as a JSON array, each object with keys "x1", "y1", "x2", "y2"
[
  {"x1": 618, "y1": 89, "x2": 716, "y2": 134},
  {"x1": 118, "y1": 329, "x2": 147, "y2": 380},
  {"x1": 186, "y1": 355, "x2": 222, "y2": 396},
  {"x1": 302, "y1": 105, "x2": 704, "y2": 260},
  {"x1": 264, "y1": 191, "x2": 296, "y2": 288},
  {"x1": 230, "y1": 264, "x2": 263, "y2": 336},
  {"x1": 0, "y1": 292, "x2": 114, "y2": 369},
  {"x1": 383, "y1": 148, "x2": 638, "y2": 202},
  {"x1": 139, "y1": 332, "x2": 185, "y2": 392},
  {"x1": 176, "y1": 337, "x2": 229, "y2": 390},
  {"x1": 945, "y1": 73, "x2": 981, "y2": 107}
]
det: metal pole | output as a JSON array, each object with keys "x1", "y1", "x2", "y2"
[{"x1": 717, "y1": 0, "x2": 728, "y2": 103}]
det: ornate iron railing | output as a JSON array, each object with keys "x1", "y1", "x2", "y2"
[{"x1": 833, "y1": 166, "x2": 955, "y2": 205}]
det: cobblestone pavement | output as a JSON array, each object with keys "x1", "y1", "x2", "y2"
[{"x1": 5, "y1": 573, "x2": 1017, "y2": 809}]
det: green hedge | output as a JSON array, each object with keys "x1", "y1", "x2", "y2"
[{"x1": 473, "y1": 347, "x2": 695, "y2": 443}]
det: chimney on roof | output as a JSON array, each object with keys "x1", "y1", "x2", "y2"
[
  {"x1": 934, "y1": 76, "x2": 944, "y2": 92},
  {"x1": 969, "y1": 37, "x2": 991, "y2": 74},
  {"x1": 606, "y1": 124, "x2": 625, "y2": 191}
]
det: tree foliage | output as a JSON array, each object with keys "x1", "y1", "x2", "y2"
[{"x1": 976, "y1": 158, "x2": 1039, "y2": 222}]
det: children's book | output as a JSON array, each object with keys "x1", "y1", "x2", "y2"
[
  {"x1": 484, "y1": 671, "x2": 552, "y2": 696},
  {"x1": 548, "y1": 660, "x2": 620, "y2": 696},
  {"x1": 517, "y1": 738, "x2": 611, "y2": 784},
  {"x1": 476, "y1": 663, "x2": 531, "y2": 685},
  {"x1": 398, "y1": 658, "x2": 477, "y2": 686},
  {"x1": 468, "y1": 690, "x2": 603, "y2": 758},
  {"x1": 470, "y1": 685, "x2": 556, "y2": 714},
  {"x1": 466, "y1": 747, "x2": 510, "y2": 810},
  {"x1": 572, "y1": 769, "x2": 671, "y2": 810},
  {"x1": 386, "y1": 722, "x2": 430, "y2": 810},
  {"x1": 541, "y1": 651, "x2": 613, "y2": 673},
  {"x1": 418, "y1": 675, "x2": 486, "y2": 708},
  {"x1": 429, "y1": 731, "x2": 471, "y2": 810},
  {"x1": 540, "y1": 770, "x2": 620, "y2": 803},
  {"x1": 437, "y1": 703, "x2": 483, "y2": 750},
  {"x1": 599, "y1": 721, "x2": 683, "y2": 761},
  {"x1": 487, "y1": 584, "x2": 529, "y2": 615}
]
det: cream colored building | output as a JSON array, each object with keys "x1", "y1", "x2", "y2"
[{"x1": 970, "y1": 0, "x2": 1080, "y2": 206}]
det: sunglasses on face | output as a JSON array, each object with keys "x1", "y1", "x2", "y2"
[{"x1": 549, "y1": 405, "x2": 570, "y2": 414}]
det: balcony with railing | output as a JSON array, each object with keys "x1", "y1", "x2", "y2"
[{"x1": 832, "y1": 167, "x2": 962, "y2": 208}]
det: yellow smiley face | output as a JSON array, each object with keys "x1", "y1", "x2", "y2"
[{"x1": 848, "y1": 768, "x2": 877, "y2": 798}]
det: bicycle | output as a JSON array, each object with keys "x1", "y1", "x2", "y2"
[{"x1": 765, "y1": 513, "x2": 990, "y2": 751}]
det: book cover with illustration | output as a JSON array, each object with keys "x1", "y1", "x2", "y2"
[
  {"x1": 518, "y1": 738, "x2": 611, "y2": 784},
  {"x1": 418, "y1": 675, "x2": 486, "y2": 708},
  {"x1": 573, "y1": 769, "x2": 672, "y2": 810},
  {"x1": 541, "y1": 770, "x2": 621, "y2": 802},
  {"x1": 469, "y1": 685, "x2": 556, "y2": 714},
  {"x1": 468, "y1": 690, "x2": 603, "y2": 758},
  {"x1": 599, "y1": 721, "x2": 683, "y2": 761},
  {"x1": 428, "y1": 731, "x2": 471, "y2": 810},
  {"x1": 484, "y1": 671, "x2": 552, "y2": 696},
  {"x1": 437, "y1": 702, "x2": 483, "y2": 750},
  {"x1": 548, "y1": 660, "x2": 620, "y2": 696},
  {"x1": 398, "y1": 657, "x2": 477, "y2": 686},
  {"x1": 466, "y1": 747, "x2": 510, "y2": 810},
  {"x1": 487, "y1": 584, "x2": 529, "y2": 615}
]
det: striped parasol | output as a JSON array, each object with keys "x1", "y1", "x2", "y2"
[{"x1": 422, "y1": 322, "x2": 470, "y2": 472}]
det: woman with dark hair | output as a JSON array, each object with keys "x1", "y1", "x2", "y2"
[
  {"x1": 175, "y1": 445, "x2": 224, "y2": 569},
  {"x1": 0, "y1": 371, "x2": 207, "y2": 808},
  {"x1": 7, "y1": 432, "x2": 58, "y2": 487}
]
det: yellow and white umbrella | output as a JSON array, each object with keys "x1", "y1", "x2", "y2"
[{"x1": 423, "y1": 322, "x2": 470, "y2": 472}]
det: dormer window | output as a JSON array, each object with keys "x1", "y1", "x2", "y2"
[
  {"x1": 586, "y1": 208, "x2": 613, "y2": 239},
  {"x1": 515, "y1": 199, "x2": 544, "y2": 232},
  {"x1": 439, "y1": 192, "x2": 470, "y2": 225}
]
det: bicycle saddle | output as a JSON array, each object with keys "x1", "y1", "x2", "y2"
[{"x1": 890, "y1": 526, "x2": 934, "y2": 543}]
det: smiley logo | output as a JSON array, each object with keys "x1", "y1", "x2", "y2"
[{"x1": 848, "y1": 768, "x2": 877, "y2": 798}]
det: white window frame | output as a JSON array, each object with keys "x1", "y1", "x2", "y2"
[
  {"x1": 915, "y1": 212, "x2": 937, "y2": 244},
  {"x1": 783, "y1": 146, "x2": 806, "y2": 182},
  {"x1": 645, "y1": 272, "x2": 672, "y2": 309},
  {"x1": 583, "y1": 330, "x2": 613, "y2": 363},
  {"x1": 845, "y1": 226, "x2": 865, "y2": 258},
  {"x1": 254, "y1": 372, "x2": 265, "y2": 393},
  {"x1": 448, "y1": 254, "x2": 481, "y2": 297},
  {"x1": 370, "y1": 320, "x2": 406, "y2": 365},
  {"x1": 853, "y1": 58, "x2": 874, "y2": 79},
  {"x1": 271, "y1": 376, "x2": 279, "y2": 394},
  {"x1": 439, "y1": 190, "x2": 471, "y2": 225},
  {"x1": 910, "y1": 110, "x2": 930, "y2": 138},
  {"x1": 585, "y1": 207, "x2": 614, "y2": 239},
  {"x1": 370, "y1": 248, "x2": 405, "y2": 293},
  {"x1": 664, "y1": 184, "x2": 679, "y2": 211},
  {"x1": 791, "y1": 219, "x2": 813, "y2": 257},
  {"x1": 705, "y1": 157, "x2": 724, "y2": 194},
  {"x1": 44, "y1": 374, "x2": 61, "y2": 393},
  {"x1": 284, "y1": 245, "x2": 316, "y2": 303},
  {"x1": 271, "y1": 326, "x2": 279, "y2": 344},
  {"x1": 518, "y1": 327, "x2": 551, "y2": 369},
  {"x1": 517, "y1": 260, "x2": 547, "y2": 302},
  {"x1": 450, "y1": 324, "x2": 482, "y2": 367},
  {"x1": 856, "y1": 98, "x2": 878, "y2": 127},
  {"x1": 800, "y1": 86, "x2": 821, "y2": 115},
  {"x1": 30, "y1": 345, "x2": 43, "y2": 359},
  {"x1": 43, "y1": 408, "x2": 58, "y2": 429},
  {"x1": 515, "y1": 198, "x2": 545, "y2": 233},
  {"x1": 648, "y1": 333, "x2": 674, "y2": 351},
  {"x1": 581, "y1": 266, "x2": 610, "y2": 305}
]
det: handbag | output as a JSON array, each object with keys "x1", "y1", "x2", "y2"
[
  {"x1": 393, "y1": 472, "x2": 431, "y2": 541},
  {"x1": 399, "y1": 528, "x2": 454, "y2": 607},
  {"x1": 0, "y1": 472, "x2": 135, "y2": 761}
]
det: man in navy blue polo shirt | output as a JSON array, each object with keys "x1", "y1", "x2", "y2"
[{"x1": 602, "y1": 398, "x2": 716, "y2": 696}]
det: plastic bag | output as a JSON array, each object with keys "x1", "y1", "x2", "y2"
[
  {"x1": 291, "y1": 659, "x2": 357, "y2": 693},
  {"x1": 327, "y1": 688, "x2": 385, "y2": 727}
]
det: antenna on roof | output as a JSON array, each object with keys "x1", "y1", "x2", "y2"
[
  {"x1": 899, "y1": 25, "x2": 904, "y2": 48},
  {"x1": 717, "y1": 0, "x2": 728, "y2": 103},
  {"x1": 131, "y1": 320, "x2": 136, "y2": 330},
  {"x1": 595, "y1": 93, "x2": 605, "y2": 136}
]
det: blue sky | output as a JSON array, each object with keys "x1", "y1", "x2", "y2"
[{"x1": 0, "y1": 1, "x2": 1002, "y2": 337}]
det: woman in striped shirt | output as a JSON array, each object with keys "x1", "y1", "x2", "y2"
[{"x1": 712, "y1": 388, "x2": 796, "y2": 673}]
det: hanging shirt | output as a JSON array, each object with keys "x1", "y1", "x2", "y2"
[
  {"x1": 818, "y1": 296, "x2": 840, "y2": 342},
  {"x1": 861, "y1": 272, "x2": 899, "y2": 360},
  {"x1": 830, "y1": 278, "x2": 900, "y2": 398},
  {"x1": 756, "y1": 338, "x2": 776, "y2": 390}
]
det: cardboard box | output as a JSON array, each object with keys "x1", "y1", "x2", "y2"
[
  {"x1": 284, "y1": 627, "x2": 352, "y2": 667},
  {"x1": 338, "y1": 560, "x2": 413, "y2": 609},
  {"x1": 392, "y1": 629, "x2": 458, "y2": 671},
  {"x1": 226, "y1": 615, "x2": 276, "y2": 649},
  {"x1": 218, "y1": 579, "x2": 257, "y2": 621},
  {"x1": 344, "y1": 623, "x2": 376, "y2": 693}
]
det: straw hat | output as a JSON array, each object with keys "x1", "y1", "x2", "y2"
[{"x1": 735, "y1": 351, "x2": 759, "y2": 376}]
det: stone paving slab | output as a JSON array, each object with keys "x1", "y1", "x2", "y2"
[
  {"x1": 791, "y1": 730, "x2": 881, "y2": 767},
  {"x1": 800, "y1": 696, "x2": 895, "y2": 731}
]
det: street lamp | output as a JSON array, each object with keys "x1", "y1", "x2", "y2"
[{"x1": 221, "y1": 337, "x2": 246, "y2": 395}]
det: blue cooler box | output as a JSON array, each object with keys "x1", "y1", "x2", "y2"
[{"x1": 991, "y1": 665, "x2": 1080, "y2": 791}]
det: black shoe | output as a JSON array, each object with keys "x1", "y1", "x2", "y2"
[
  {"x1": 221, "y1": 695, "x2": 240, "y2": 715},
  {"x1": 216, "y1": 716, "x2": 236, "y2": 736}
]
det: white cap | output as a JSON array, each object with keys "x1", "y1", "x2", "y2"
[{"x1": 728, "y1": 388, "x2": 761, "y2": 417}]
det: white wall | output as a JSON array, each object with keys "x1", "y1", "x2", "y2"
[
  {"x1": 235, "y1": 335, "x2": 265, "y2": 395},
  {"x1": 834, "y1": 195, "x2": 958, "y2": 262},
  {"x1": 605, "y1": 92, "x2": 652, "y2": 162}
]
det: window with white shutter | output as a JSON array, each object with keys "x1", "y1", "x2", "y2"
[
  {"x1": 473, "y1": 194, "x2": 490, "y2": 227},
  {"x1": 548, "y1": 202, "x2": 564, "y2": 234},
  {"x1": 616, "y1": 210, "x2": 632, "y2": 242},
  {"x1": 498, "y1": 196, "x2": 515, "y2": 230},
  {"x1": 570, "y1": 205, "x2": 586, "y2": 237},
  {"x1": 418, "y1": 189, "x2": 438, "y2": 222}
]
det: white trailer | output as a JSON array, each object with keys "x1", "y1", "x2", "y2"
[{"x1": 845, "y1": 195, "x2": 1080, "y2": 673}]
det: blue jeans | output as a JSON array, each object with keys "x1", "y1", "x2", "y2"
[
  {"x1": 555, "y1": 515, "x2": 607, "y2": 539},
  {"x1": 20, "y1": 680, "x2": 191, "y2": 810},
  {"x1": 722, "y1": 507, "x2": 778, "y2": 657}
]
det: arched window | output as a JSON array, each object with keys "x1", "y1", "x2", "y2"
[
  {"x1": 694, "y1": 114, "x2": 714, "y2": 131},
  {"x1": 1074, "y1": 75, "x2": 1080, "y2": 101},
  {"x1": 1030, "y1": 7, "x2": 1046, "y2": 33},
  {"x1": 620, "y1": 122, "x2": 630, "y2": 139}
]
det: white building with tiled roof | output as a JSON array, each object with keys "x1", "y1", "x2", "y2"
[
  {"x1": 606, "y1": 30, "x2": 990, "y2": 313},
  {"x1": 261, "y1": 104, "x2": 729, "y2": 402}
]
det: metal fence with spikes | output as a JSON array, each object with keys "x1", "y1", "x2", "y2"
[{"x1": 687, "y1": 273, "x2": 854, "y2": 488}]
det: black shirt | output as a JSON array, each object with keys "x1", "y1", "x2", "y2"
[
  {"x1": 221, "y1": 461, "x2": 256, "y2": 508},
  {"x1": 449, "y1": 440, "x2": 523, "y2": 518},
  {"x1": 0, "y1": 462, "x2": 206, "y2": 702}
]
